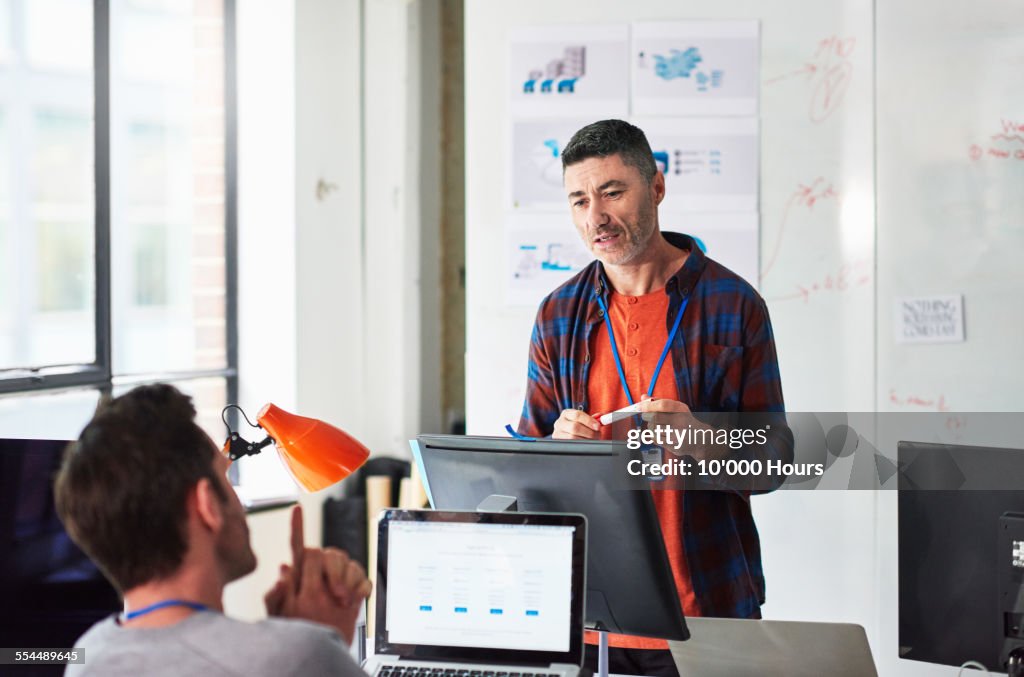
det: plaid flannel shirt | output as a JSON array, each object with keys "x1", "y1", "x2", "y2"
[{"x1": 517, "y1": 232, "x2": 790, "y2": 618}]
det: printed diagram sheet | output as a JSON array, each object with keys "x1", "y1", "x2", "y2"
[
  {"x1": 664, "y1": 211, "x2": 760, "y2": 287},
  {"x1": 632, "y1": 21, "x2": 760, "y2": 116},
  {"x1": 637, "y1": 117, "x2": 759, "y2": 212},
  {"x1": 510, "y1": 24, "x2": 629, "y2": 119},
  {"x1": 506, "y1": 214, "x2": 593, "y2": 307},
  {"x1": 510, "y1": 118, "x2": 592, "y2": 211}
]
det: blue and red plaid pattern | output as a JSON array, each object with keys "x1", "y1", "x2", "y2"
[{"x1": 517, "y1": 232, "x2": 791, "y2": 618}]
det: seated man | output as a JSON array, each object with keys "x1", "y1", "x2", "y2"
[{"x1": 56, "y1": 384, "x2": 369, "y2": 676}]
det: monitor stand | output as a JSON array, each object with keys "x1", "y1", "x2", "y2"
[
  {"x1": 594, "y1": 625, "x2": 610, "y2": 677},
  {"x1": 1009, "y1": 649, "x2": 1024, "y2": 677},
  {"x1": 475, "y1": 494, "x2": 519, "y2": 513}
]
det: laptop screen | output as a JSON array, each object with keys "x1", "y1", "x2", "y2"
[{"x1": 376, "y1": 510, "x2": 586, "y2": 666}]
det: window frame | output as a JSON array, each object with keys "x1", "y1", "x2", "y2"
[{"x1": 0, "y1": 0, "x2": 239, "y2": 407}]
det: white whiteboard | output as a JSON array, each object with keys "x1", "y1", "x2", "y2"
[
  {"x1": 873, "y1": 3, "x2": 1024, "y2": 676},
  {"x1": 876, "y1": 2, "x2": 1024, "y2": 414}
]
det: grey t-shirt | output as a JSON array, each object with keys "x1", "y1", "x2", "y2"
[{"x1": 64, "y1": 612, "x2": 365, "y2": 677}]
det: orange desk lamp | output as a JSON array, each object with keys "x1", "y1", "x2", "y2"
[{"x1": 221, "y1": 403, "x2": 370, "y2": 492}]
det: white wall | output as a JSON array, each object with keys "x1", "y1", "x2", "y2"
[
  {"x1": 229, "y1": 0, "x2": 365, "y2": 619},
  {"x1": 226, "y1": 0, "x2": 299, "y2": 620},
  {"x1": 234, "y1": 0, "x2": 297, "y2": 501},
  {"x1": 294, "y1": 0, "x2": 367, "y2": 441},
  {"x1": 362, "y1": 0, "x2": 444, "y2": 456},
  {"x1": 227, "y1": 0, "x2": 443, "y2": 620}
]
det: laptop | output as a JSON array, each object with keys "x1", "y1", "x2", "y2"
[
  {"x1": 365, "y1": 509, "x2": 587, "y2": 677},
  {"x1": 670, "y1": 617, "x2": 877, "y2": 677}
]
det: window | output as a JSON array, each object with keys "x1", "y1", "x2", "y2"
[{"x1": 0, "y1": 0, "x2": 237, "y2": 446}]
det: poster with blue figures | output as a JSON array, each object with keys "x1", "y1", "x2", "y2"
[
  {"x1": 631, "y1": 21, "x2": 760, "y2": 117},
  {"x1": 510, "y1": 24, "x2": 629, "y2": 119}
]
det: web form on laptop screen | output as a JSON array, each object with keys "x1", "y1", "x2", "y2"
[{"x1": 385, "y1": 520, "x2": 575, "y2": 652}]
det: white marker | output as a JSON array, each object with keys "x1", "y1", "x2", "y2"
[{"x1": 599, "y1": 402, "x2": 648, "y2": 426}]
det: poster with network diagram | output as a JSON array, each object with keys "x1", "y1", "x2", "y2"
[
  {"x1": 509, "y1": 24, "x2": 629, "y2": 119},
  {"x1": 506, "y1": 214, "x2": 593, "y2": 307},
  {"x1": 510, "y1": 118, "x2": 592, "y2": 211},
  {"x1": 631, "y1": 21, "x2": 759, "y2": 116},
  {"x1": 636, "y1": 116, "x2": 759, "y2": 212},
  {"x1": 664, "y1": 211, "x2": 760, "y2": 287}
]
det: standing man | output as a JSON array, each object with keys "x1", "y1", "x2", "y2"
[
  {"x1": 518, "y1": 119, "x2": 790, "y2": 677},
  {"x1": 57, "y1": 384, "x2": 370, "y2": 677}
]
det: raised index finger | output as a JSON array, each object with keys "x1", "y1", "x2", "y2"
[{"x1": 290, "y1": 505, "x2": 305, "y2": 573}]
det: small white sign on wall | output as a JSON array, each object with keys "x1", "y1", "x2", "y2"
[{"x1": 895, "y1": 295, "x2": 965, "y2": 344}]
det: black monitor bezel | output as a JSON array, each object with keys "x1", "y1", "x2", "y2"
[
  {"x1": 375, "y1": 508, "x2": 587, "y2": 666},
  {"x1": 897, "y1": 440, "x2": 1024, "y2": 671},
  {"x1": 0, "y1": 437, "x2": 123, "y2": 646}
]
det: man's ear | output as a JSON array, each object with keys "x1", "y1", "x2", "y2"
[
  {"x1": 194, "y1": 478, "x2": 224, "y2": 533},
  {"x1": 652, "y1": 170, "x2": 666, "y2": 206}
]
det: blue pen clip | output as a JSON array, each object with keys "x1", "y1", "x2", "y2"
[{"x1": 505, "y1": 424, "x2": 538, "y2": 442}]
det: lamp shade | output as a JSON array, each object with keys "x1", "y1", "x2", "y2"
[{"x1": 256, "y1": 403, "x2": 370, "y2": 492}]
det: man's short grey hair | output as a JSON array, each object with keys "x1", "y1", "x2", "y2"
[{"x1": 561, "y1": 119, "x2": 658, "y2": 184}]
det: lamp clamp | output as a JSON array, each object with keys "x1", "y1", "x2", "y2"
[
  {"x1": 221, "y1": 404, "x2": 273, "y2": 461},
  {"x1": 224, "y1": 431, "x2": 274, "y2": 461}
]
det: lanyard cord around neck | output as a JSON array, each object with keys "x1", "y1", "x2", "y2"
[
  {"x1": 502, "y1": 287, "x2": 690, "y2": 442},
  {"x1": 123, "y1": 599, "x2": 210, "y2": 621},
  {"x1": 595, "y1": 292, "x2": 689, "y2": 406}
]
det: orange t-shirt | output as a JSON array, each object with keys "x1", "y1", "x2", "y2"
[{"x1": 585, "y1": 288, "x2": 701, "y2": 650}]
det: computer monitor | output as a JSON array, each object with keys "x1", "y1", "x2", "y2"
[
  {"x1": 411, "y1": 434, "x2": 688, "y2": 642},
  {"x1": 898, "y1": 441, "x2": 1024, "y2": 671},
  {"x1": 0, "y1": 438, "x2": 121, "y2": 651}
]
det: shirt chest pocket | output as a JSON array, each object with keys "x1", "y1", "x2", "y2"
[{"x1": 700, "y1": 344, "x2": 744, "y2": 411}]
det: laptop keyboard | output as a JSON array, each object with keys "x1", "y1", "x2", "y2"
[{"x1": 379, "y1": 667, "x2": 557, "y2": 677}]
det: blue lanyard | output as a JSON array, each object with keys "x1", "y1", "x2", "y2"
[
  {"x1": 504, "y1": 288, "x2": 690, "y2": 442},
  {"x1": 123, "y1": 599, "x2": 209, "y2": 621},
  {"x1": 596, "y1": 292, "x2": 689, "y2": 406}
]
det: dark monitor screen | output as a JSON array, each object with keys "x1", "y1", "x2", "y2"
[
  {"x1": 898, "y1": 441, "x2": 1024, "y2": 671},
  {"x1": 411, "y1": 434, "x2": 688, "y2": 642},
  {"x1": 0, "y1": 438, "x2": 121, "y2": 652}
]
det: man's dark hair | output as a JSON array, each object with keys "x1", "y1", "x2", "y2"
[
  {"x1": 55, "y1": 384, "x2": 228, "y2": 592},
  {"x1": 561, "y1": 119, "x2": 658, "y2": 184}
]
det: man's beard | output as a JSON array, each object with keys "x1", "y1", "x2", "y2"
[{"x1": 602, "y1": 201, "x2": 657, "y2": 265}]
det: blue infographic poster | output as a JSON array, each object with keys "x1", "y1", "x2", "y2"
[
  {"x1": 509, "y1": 24, "x2": 629, "y2": 119},
  {"x1": 631, "y1": 21, "x2": 759, "y2": 116},
  {"x1": 509, "y1": 119, "x2": 592, "y2": 211},
  {"x1": 505, "y1": 214, "x2": 593, "y2": 307}
]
